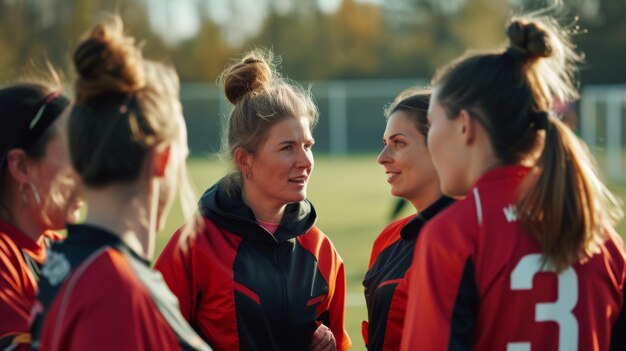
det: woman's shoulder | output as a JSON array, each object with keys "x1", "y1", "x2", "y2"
[
  {"x1": 374, "y1": 215, "x2": 414, "y2": 245},
  {"x1": 417, "y1": 197, "x2": 480, "y2": 249},
  {"x1": 597, "y1": 224, "x2": 626, "y2": 268},
  {"x1": 43, "y1": 248, "x2": 178, "y2": 347},
  {"x1": 297, "y1": 226, "x2": 340, "y2": 255},
  {"x1": 68, "y1": 248, "x2": 146, "y2": 293},
  {"x1": 381, "y1": 215, "x2": 414, "y2": 235}
]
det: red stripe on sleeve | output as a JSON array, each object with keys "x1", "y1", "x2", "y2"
[{"x1": 234, "y1": 281, "x2": 260, "y2": 304}]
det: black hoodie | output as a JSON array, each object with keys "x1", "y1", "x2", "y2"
[{"x1": 155, "y1": 179, "x2": 352, "y2": 351}]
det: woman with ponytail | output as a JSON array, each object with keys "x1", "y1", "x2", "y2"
[
  {"x1": 0, "y1": 74, "x2": 80, "y2": 351},
  {"x1": 30, "y1": 16, "x2": 211, "y2": 351},
  {"x1": 155, "y1": 49, "x2": 351, "y2": 351},
  {"x1": 401, "y1": 15, "x2": 625, "y2": 351}
]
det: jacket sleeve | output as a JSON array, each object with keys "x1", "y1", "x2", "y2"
[
  {"x1": 368, "y1": 218, "x2": 409, "y2": 270},
  {"x1": 0, "y1": 238, "x2": 35, "y2": 351},
  {"x1": 327, "y1": 258, "x2": 352, "y2": 351},
  {"x1": 154, "y1": 227, "x2": 198, "y2": 324},
  {"x1": 401, "y1": 221, "x2": 474, "y2": 351},
  {"x1": 307, "y1": 231, "x2": 352, "y2": 351}
]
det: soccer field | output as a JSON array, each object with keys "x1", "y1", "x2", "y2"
[{"x1": 155, "y1": 155, "x2": 626, "y2": 350}]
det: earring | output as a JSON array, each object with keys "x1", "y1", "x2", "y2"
[
  {"x1": 245, "y1": 172, "x2": 251, "y2": 180},
  {"x1": 27, "y1": 181, "x2": 42, "y2": 206}
]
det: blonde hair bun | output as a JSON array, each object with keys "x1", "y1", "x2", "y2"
[{"x1": 219, "y1": 50, "x2": 274, "y2": 105}]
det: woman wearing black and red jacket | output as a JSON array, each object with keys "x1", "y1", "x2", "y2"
[
  {"x1": 362, "y1": 88, "x2": 452, "y2": 350},
  {"x1": 155, "y1": 49, "x2": 351, "y2": 351},
  {"x1": 0, "y1": 78, "x2": 79, "y2": 351}
]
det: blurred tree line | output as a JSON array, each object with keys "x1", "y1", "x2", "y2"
[{"x1": 0, "y1": 0, "x2": 625, "y2": 85}]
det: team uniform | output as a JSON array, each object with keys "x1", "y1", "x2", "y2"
[
  {"x1": 0, "y1": 220, "x2": 60, "y2": 351},
  {"x1": 362, "y1": 196, "x2": 453, "y2": 350},
  {"x1": 155, "y1": 179, "x2": 352, "y2": 351},
  {"x1": 30, "y1": 224, "x2": 211, "y2": 351},
  {"x1": 401, "y1": 165, "x2": 626, "y2": 351}
]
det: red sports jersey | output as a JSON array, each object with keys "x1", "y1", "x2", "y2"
[
  {"x1": 155, "y1": 180, "x2": 351, "y2": 351},
  {"x1": 32, "y1": 224, "x2": 210, "y2": 351},
  {"x1": 401, "y1": 165, "x2": 626, "y2": 351},
  {"x1": 0, "y1": 219, "x2": 60, "y2": 351}
]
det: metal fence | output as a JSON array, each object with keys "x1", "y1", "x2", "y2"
[
  {"x1": 580, "y1": 84, "x2": 626, "y2": 182},
  {"x1": 181, "y1": 80, "x2": 626, "y2": 181},
  {"x1": 180, "y1": 78, "x2": 426, "y2": 157}
]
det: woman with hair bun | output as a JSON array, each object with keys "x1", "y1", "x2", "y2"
[
  {"x1": 31, "y1": 17, "x2": 211, "y2": 351},
  {"x1": 401, "y1": 16, "x2": 625, "y2": 351},
  {"x1": 155, "y1": 49, "x2": 351, "y2": 351},
  {"x1": 0, "y1": 73, "x2": 80, "y2": 351}
]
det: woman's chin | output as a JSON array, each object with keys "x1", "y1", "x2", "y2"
[{"x1": 65, "y1": 202, "x2": 84, "y2": 224}]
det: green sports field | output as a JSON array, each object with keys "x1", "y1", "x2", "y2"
[{"x1": 155, "y1": 155, "x2": 626, "y2": 350}]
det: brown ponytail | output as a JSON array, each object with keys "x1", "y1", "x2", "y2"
[
  {"x1": 433, "y1": 16, "x2": 622, "y2": 272},
  {"x1": 519, "y1": 111, "x2": 623, "y2": 272}
]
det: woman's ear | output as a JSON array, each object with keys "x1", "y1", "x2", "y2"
[
  {"x1": 458, "y1": 109, "x2": 476, "y2": 145},
  {"x1": 152, "y1": 145, "x2": 172, "y2": 177},
  {"x1": 5, "y1": 149, "x2": 31, "y2": 183},
  {"x1": 234, "y1": 147, "x2": 252, "y2": 175}
]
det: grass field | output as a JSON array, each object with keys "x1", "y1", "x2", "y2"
[{"x1": 155, "y1": 155, "x2": 626, "y2": 350}]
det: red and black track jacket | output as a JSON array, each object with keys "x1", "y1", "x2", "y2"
[
  {"x1": 0, "y1": 219, "x2": 60, "y2": 351},
  {"x1": 31, "y1": 224, "x2": 211, "y2": 351},
  {"x1": 155, "y1": 180, "x2": 352, "y2": 351},
  {"x1": 401, "y1": 165, "x2": 626, "y2": 351},
  {"x1": 362, "y1": 196, "x2": 453, "y2": 351}
]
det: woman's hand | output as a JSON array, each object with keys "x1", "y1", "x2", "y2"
[{"x1": 309, "y1": 323, "x2": 336, "y2": 351}]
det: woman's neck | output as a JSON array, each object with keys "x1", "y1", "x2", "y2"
[
  {"x1": 408, "y1": 182, "x2": 443, "y2": 213},
  {"x1": 241, "y1": 187, "x2": 285, "y2": 223},
  {"x1": 84, "y1": 183, "x2": 154, "y2": 260},
  {"x1": 0, "y1": 185, "x2": 45, "y2": 242}
]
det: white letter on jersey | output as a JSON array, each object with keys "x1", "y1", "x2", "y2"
[
  {"x1": 507, "y1": 253, "x2": 578, "y2": 351},
  {"x1": 503, "y1": 204, "x2": 518, "y2": 223}
]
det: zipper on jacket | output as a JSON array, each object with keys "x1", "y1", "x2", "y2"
[{"x1": 273, "y1": 244, "x2": 288, "y2": 339}]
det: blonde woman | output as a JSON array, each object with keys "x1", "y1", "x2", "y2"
[{"x1": 156, "y1": 50, "x2": 351, "y2": 351}]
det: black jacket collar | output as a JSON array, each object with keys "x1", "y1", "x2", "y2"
[
  {"x1": 65, "y1": 224, "x2": 151, "y2": 266},
  {"x1": 400, "y1": 196, "x2": 454, "y2": 241},
  {"x1": 198, "y1": 178, "x2": 317, "y2": 245}
]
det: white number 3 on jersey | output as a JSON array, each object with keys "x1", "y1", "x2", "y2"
[{"x1": 507, "y1": 253, "x2": 578, "y2": 351}]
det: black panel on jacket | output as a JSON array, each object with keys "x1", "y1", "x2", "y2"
[{"x1": 448, "y1": 258, "x2": 478, "y2": 351}]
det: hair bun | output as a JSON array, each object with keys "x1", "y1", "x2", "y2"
[
  {"x1": 220, "y1": 50, "x2": 273, "y2": 105},
  {"x1": 73, "y1": 16, "x2": 146, "y2": 104},
  {"x1": 506, "y1": 19, "x2": 553, "y2": 61}
]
